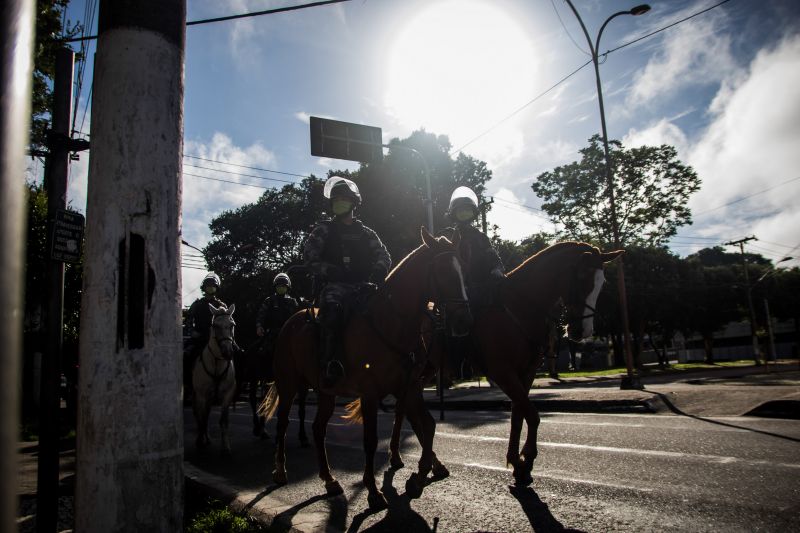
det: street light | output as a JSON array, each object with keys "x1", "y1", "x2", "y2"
[
  {"x1": 755, "y1": 256, "x2": 792, "y2": 365},
  {"x1": 564, "y1": 1, "x2": 650, "y2": 390}
]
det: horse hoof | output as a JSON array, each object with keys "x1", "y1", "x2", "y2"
[
  {"x1": 389, "y1": 454, "x2": 405, "y2": 470},
  {"x1": 367, "y1": 491, "x2": 388, "y2": 511},
  {"x1": 272, "y1": 469, "x2": 288, "y2": 485},
  {"x1": 405, "y1": 473, "x2": 424, "y2": 499},
  {"x1": 325, "y1": 479, "x2": 344, "y2": 496},
  {"x1": 513, "y1": 467, "x2": 533, "y2": 487},
  {"x1": 431, "y1": 462, "x2": 450, "y2": 480}
]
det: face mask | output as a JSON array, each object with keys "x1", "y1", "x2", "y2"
[
  {"x1": 276, "y1": 286, "x2": 288, "y2": 295},
  {"x1": 204, "y1": 286, "x2": 217, "y2": 296},
  {"x1": 332, "y1": 198, "x2": 353, "y2": 216},
  {"x1": 455, "y1": 208, "x2": 475, "y2": 222}
]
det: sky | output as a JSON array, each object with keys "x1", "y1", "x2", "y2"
[{"x1": 32, "y1": 0, "x2": 800, "y2": 306}]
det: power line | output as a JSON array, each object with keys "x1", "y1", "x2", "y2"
[
  {"x1": 182, "y1": 172, "x2": 272, "y2": 190},
  {"x1": 451, "y1": 59, "x2": 593, "y2": 155},
  {"x1": 183, "y1": 154, "x2": 311, "y2": 179},
  {"x1": 453, "y1": 0, "x2": 735, "y2": 156},
  {"x1": 551, "y1": 0, "x2": 590, "y2": 57},
  {"x1": 183, "y1": 163, "x2": 299, "y2": 185},
  {"x1": 694, "y1": 176, "x2": 800, "y2": 216},
  {"x1": 64, "y1": 0, "x2": 356, "y2": 42},
  {"x1": 602, "y1": 0, "x2": 734, "y2": 58}
]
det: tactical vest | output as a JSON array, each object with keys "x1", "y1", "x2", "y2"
[
  {"x1": 320, "y1": 220, "x2": 373, "y2": 283},
  {"x1": 455, "y1": 224, "x2": 494, "y2": 283}
]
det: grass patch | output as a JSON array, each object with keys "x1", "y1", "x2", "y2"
[
  {"x1": 185, "y1": 499, "x2": 269, "y2": 533},
  {"x1": 537, "y1": 359, "x2": 760, "y2": 379}
]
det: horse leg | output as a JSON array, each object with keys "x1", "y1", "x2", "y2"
[
  {"x1": 403, "y1": 391, "x2": 438, "y2": 499},
  {"x1": 388, "y1": 397, "x2": 405, "y2": 469},
  {"x1": 273, "y1": 383, "x2": 296, "y2": 485},
  {"x1": 297, "y1": 388, "x2": 309, "y2": 447},
  {"x1": 518, "y1": 376, "x2": 541, "y2": 480},
  {"x1": 192, "y1": 388, "x2": 210, "y2": 449},
  {"x1": 492, "y1": 374, "x2": 531, "y2": 485},
  {"x1": 312, "y1": 392, "x2": 342, "y2": 495},
  {"x1": 360, "y1": 396, "x2": 387, "y2": 511}
]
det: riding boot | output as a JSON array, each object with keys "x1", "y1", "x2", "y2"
[{"x1": 321, "y1": 326, "x2": 345, "y2": 387}]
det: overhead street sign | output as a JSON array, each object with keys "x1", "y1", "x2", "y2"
[
  {"x1": 310, "y1": 116, "x2": 383, "y2": 164},
  {"x1": 50, "y1": 209, "x2": 85, "y2": 263}
]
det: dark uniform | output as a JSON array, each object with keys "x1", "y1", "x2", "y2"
[
  {"x1": 184, "y1": 290, "x2": 225, "y2": 400},
  {"x1": 304, "y1": 176, "x2": 392, "y2": 384},
  {"x1": 442, "y1": 223, "x2": 504, "y2": 307},
  {"x1": 256, "y1": 292, "x2": 299, "y2": 346}
]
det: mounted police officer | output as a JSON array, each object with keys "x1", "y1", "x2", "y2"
[
  {"x1": 442, "y1": 186, "x2": 505, "y2": 308},
  {"x1": 184, "y1": 272, "x2": 226, "y2": 399},
  {"x1": 256, "y1": 272, "x2": 299, "y2": 348},
  {"x1": 304, "y1": 176, "x2": 392, "y2": 386}
]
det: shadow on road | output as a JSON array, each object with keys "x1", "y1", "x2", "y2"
[
  {"x1": 509, "y1": 485, "x2": 586, "y2": 533},
  {"x1": 645, "y1": 391, "x2": 800, "y2": 443},
  {"x1": 347, "y1": 469, "x2": 435, "y2": 532}
]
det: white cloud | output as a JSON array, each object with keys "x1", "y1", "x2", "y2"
[
  {"x1": 627, "y1": 14, "x2": 740, "y2": 109},
  {"x1": 182, "y1": 132, "x2": 278, "y2": 304},
  {"x1": 623, "y1": 118, "x2": 690, "y2": 155},
  {"x1": 487, "y1": 187, "x2": 555, "y2": 242}
]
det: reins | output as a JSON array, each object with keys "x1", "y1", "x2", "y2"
[{"x1": 200, "y1": 319, "x2": 235, "y2": 401}]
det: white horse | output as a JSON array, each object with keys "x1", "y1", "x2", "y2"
[{"x1": 192, "y1": 303, "x2": 237, "y2": 455}]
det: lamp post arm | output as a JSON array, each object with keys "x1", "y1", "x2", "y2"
[{"x1": 596, "y1": 11, "x2": 632, "y2": 58}]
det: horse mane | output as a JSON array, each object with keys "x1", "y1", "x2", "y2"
[
  {"x1": 385, "y1": 235, "x2": 452, "y2": 281},
  {"x1": 508, "y1": 241, "x2": 598, "y2": 276}
]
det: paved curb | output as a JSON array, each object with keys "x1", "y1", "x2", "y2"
[
  {"x1": 185, "y1": 464, "x2": 331, "y2": 533},
  {"x1": 421, "y1": 398, "x2": 655, "y2": 413}
]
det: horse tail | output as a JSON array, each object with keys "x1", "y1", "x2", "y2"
[
  {"x1": 342, "y1": 398, "x2": 364, "y2": 425},
  {"x1": 257, "y1": 382, "x2": 279, "y2": 421}
]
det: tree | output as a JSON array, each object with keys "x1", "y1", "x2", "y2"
[
  {"x1": 30, "y1": 0, "x2": 81, "y2": 154},
  {"x1": 531, "y1": 135, "x2": 701, "y2": 247}
]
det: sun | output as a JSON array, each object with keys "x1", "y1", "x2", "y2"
[{"x1": 385, "y1": 1, "x2": 537, "y2": 148}]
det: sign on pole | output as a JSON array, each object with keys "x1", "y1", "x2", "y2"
[
  {"x1": 50, "y1": 209, "x2": 85, "y2": 263},
  {"x1": 310, "y1": 116, "x2": 383, "y2": 164}
]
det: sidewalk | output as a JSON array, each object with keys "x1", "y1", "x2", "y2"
[{"x1": 420, "y1": 361, "x2": 800, "y2": 417}]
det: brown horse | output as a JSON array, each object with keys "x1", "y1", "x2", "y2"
[
  {"x1": 259, "y1": 228, "x2": 472, "y2": 510},
  {"x1": 388, "y1": 242, "x2": 623, "y2": 485}
]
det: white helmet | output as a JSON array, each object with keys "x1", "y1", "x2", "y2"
[
  {"x1": 323, "y1": 176, "x2": 361, "y2": 205},
  {"x1": 202, "y1": 272, "x2": 220, "y2": 288},
  {"x1": 447, "y1": 186, "x2": 479, "y2": 220},
  {"x1": 273, "y1": 272, "x2": 291, "y2": 288}
]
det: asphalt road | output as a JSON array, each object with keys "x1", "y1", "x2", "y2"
[{"x1": 184, "y1": 402, "x2": 800, "y2": 532}]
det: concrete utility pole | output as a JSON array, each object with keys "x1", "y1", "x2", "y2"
[
  {"x1": 76, "y1": 1, "x2": 186, "y2": 531},
  {"x1": 725, "y1": 236, "x2": 761, "y2": 365},
  {"x1": 0, "y1": 1, "x2": 34, "y2": 531},
  {"x1": 37, "y1": 47, "x2": 74, "y2": 533}
]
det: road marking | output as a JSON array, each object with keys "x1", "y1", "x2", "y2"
[{"x1": 461, "y1": 462, "x2": 654, "y2": 492}]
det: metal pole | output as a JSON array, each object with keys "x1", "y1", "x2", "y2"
[
  {"x1": 764, "y1": 299, "x2": 775, "y2": 364},
  {"x1": 76, "y1": 1, "x2": 186, "y2": 530},
  {"x1": 726, "y1": 238, "x2": 761, "y2": 365},
  {"x1": 384, "y1": 144, "x2": 434, "y2": 234},
  {"x1": 564, "y1": 0, "x2": 645, "y2": 389},
  {"x1": 38, "y1": 47, "x2": 74, "y2": 533},
  {"x1": 0, "y1": 2, "x2": 35, "y2": 531}
]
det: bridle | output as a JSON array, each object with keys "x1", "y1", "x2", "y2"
[{"x1": 201, "y1": 314, "x2": 235, "y2": 386}]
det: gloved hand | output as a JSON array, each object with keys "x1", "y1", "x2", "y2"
[
  {"x1": 490, "y1": 267, "x2": 506, "y2": 281},
  {"x1": 256, "y1": 326, "x2": 265, "y2": 337}
]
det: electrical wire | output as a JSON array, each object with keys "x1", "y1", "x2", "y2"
[
  {"x1": 551, "y1": 0, "x2": 590, "y2": 56},
  {"x1": 694, "y1": 176, "x2": 800, "y2": 216},
  {"x1": 182, "y1": 172, "x2": 273, "y2": 190},
  {"x1": 183, "y1": 154, "x2": 311, "y2": 179},
  {"x1": 182, "y1": 163, "x2": 299, "y2": 185},
  {"x1": 64, "y1": 0, "x2": 357, "y2": 42}
]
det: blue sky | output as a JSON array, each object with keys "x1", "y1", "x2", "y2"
[{"x1": 35, "y1": 0, "x2": 800, "y2": 305}]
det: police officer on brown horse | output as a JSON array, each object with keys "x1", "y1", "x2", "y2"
[
  {"x1": 304, "y1": 176, "x2": 392, "y2": 386},
  {"x1": 442, "y1": 186, "x2": 505, "y2": 308},
  {"x1": 256, "y1": 272, "x2": 299, "y2": 351}
]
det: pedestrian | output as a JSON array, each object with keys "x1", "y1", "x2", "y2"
[{"x1": 304, "y1": 176, "x2": 392, "y2": 386}]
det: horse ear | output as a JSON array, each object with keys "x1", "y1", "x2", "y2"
[
  {"x1": 228, "y1": 303, "x2": 236, "y2": 316},
  {"x1": 601, "y1": 249, "x2": 625, "y2": 263},
  {"x1": 208, "y1": 303, "x2": 218, "y2": 314},
  {"x1": 420, "y1": 226, "x2": 435, "y2": 248}
]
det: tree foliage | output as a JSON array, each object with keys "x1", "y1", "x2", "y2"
[
  {"x1": 531, "y1": 135, "x2": 701, "y2": 247},
  {"x1": 31, "y1": 0, "x2": 82, "y2": 153}
]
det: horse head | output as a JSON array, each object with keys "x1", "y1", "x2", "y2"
[
  {"x1": 209, "y1": 303, "x2": 236, "y2": 360},
  {"x1": 420, "y1": 227, "x2": 473, "y2": 337},
  {"x1": 562, "y1": 247, "x2": 623, "y2": 341}
]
